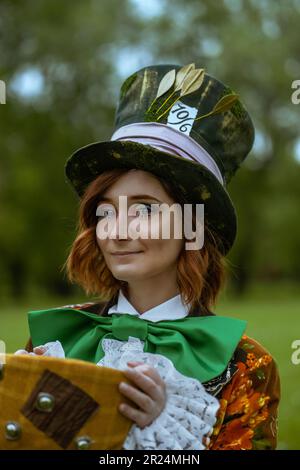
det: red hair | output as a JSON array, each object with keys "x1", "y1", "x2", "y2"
[{"x1": 61, "y1": 168, "x2": 228, "y2": 316}]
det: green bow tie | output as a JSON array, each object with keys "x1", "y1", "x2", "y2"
[{"x1": 28, "y1": 308, "x2": 247, "y2": 383}]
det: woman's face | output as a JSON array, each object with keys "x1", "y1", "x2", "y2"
[{"x1": 96, "y1": 170, "x2": 184, "y2": 283}]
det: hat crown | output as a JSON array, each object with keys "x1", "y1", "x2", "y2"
[{"x1": 114, "y1": 64, "x2": 255, "y2": 186}]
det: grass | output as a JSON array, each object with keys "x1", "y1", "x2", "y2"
[{"x1": 1, "y1": 282, "x2": 300, "y2": 449}]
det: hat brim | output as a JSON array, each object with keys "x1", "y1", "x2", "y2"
[{"x1": 65, "y1": 140, "x2": 237, "y2": 255}]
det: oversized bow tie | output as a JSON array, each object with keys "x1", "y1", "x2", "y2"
[{"x1": 28, "y1": 307, "x2": 247, "y2": 383}]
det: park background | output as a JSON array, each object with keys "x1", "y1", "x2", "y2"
[{"x1": 0, "y1": 0, "x2": 299, "y2": 449}]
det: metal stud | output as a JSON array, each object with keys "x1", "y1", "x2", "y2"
[
  {"x1": 5, "y1": 421, "x2": 22, "y2": 440},
  {"x1": 74, "y1": 435, "x2": 92, "y2": 450},
  {"x1": 35, "y1": 392, "x2": 55, "y2": 412}
]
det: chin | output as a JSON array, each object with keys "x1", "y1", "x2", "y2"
[{"x1": 111, "y1": 267, "x2": 145, "y2": 282}]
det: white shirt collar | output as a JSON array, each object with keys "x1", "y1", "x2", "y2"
[{"x1": 107, "y1": 289, "x2": 191, "y2": 322}]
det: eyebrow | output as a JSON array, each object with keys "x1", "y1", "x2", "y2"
[{"x1": 98, "y1": 195, "x2": 162, "y2": 203}]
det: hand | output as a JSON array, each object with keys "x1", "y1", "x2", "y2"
[
  {"x1": 14, "y1": 346, "x2": 46, "y2": 355},
  {"x1": 118, "y1": 361, "x2": 166, "y2": 429}
]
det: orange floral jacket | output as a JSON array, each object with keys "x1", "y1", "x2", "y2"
[{"x1": 206, "y1": 335, "x2": 281, "y2": 450}]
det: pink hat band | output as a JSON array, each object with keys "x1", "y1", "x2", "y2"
[{"x1": 110, "y1": 122, "x2": 224, "y2": 186}]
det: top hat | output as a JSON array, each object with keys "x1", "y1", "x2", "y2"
[{"x1": 65, "y1": 63, "x2": 255, "y2": 254}]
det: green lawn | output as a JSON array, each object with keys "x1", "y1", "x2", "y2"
[{"x1": 1, "y1": 283, "x2": 300, "y2": 449}]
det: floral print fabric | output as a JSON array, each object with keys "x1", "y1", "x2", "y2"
[{"x1": 208, "y1": 335, "x2": 280, "y2": 450}]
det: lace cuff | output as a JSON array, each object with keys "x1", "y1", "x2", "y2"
[
  {"x1": 97, "y1": 336, "x2": 220, "y2": 450},
  {"x1": 14, "y1": 340, "x2": 65, "y2": 358}
]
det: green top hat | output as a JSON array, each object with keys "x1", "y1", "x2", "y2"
[{"x1": 65, "y1": 63, "x2": 255, "y2": 254}]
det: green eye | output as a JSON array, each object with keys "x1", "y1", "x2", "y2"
[
  {"x1": 97, "y1": 208, "x2": 115, "y2": 219},
  {"x1": 106, "y1": 209, "x2": 114, "y2": 218},
  {"x1": 134, "y1": 203, "x2": 159, "y2": 217},
  {"x1": 138, "y1": 203, "x2": 151, "y2": 216}
]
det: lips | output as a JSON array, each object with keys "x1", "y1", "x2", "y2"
[{"x1": 112, "y1": 251, "x2": 143, "y2": 255}]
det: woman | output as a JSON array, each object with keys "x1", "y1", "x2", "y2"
[{"x1": 21, "y1": 63, "x2": 280, "y2": 450}]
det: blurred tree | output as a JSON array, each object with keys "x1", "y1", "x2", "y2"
[{"x1": 0, "y1": 0, "x2": 299, "y2": 299}]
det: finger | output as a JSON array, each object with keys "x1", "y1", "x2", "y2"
[
  {"x1": 33, "y1": 346, "x2": 46, "y2": 355},
  {"x1": 127, "y1": 363, "x2": 165, "y2": 388},
  {"x1": 14, "y1": 349, "x2": 29, "y2": 355},
  {"x1": 140, "y1": 366, "x2": 164, "y2": 386},
  {"x1": 118, "y1": 402, "x2": 148, "y2": 429},
  {"x1": 119, "y1": 381, "x2": 154, "y2": 413},
  {"x1": 122, "y1": 368, "x2": 162, "y2": 401}
]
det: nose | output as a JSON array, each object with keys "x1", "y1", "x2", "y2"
[{"x1": 112, "y1": 210, "x2": 131, "y2": 240}]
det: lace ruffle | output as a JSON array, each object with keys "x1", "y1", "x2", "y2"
[
  {"x1": 97, "y1": 336, "x2": 220, "y2": 450},
  {"x1": 14, "y1": 340, "x2": 65, "y2": 358}
]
